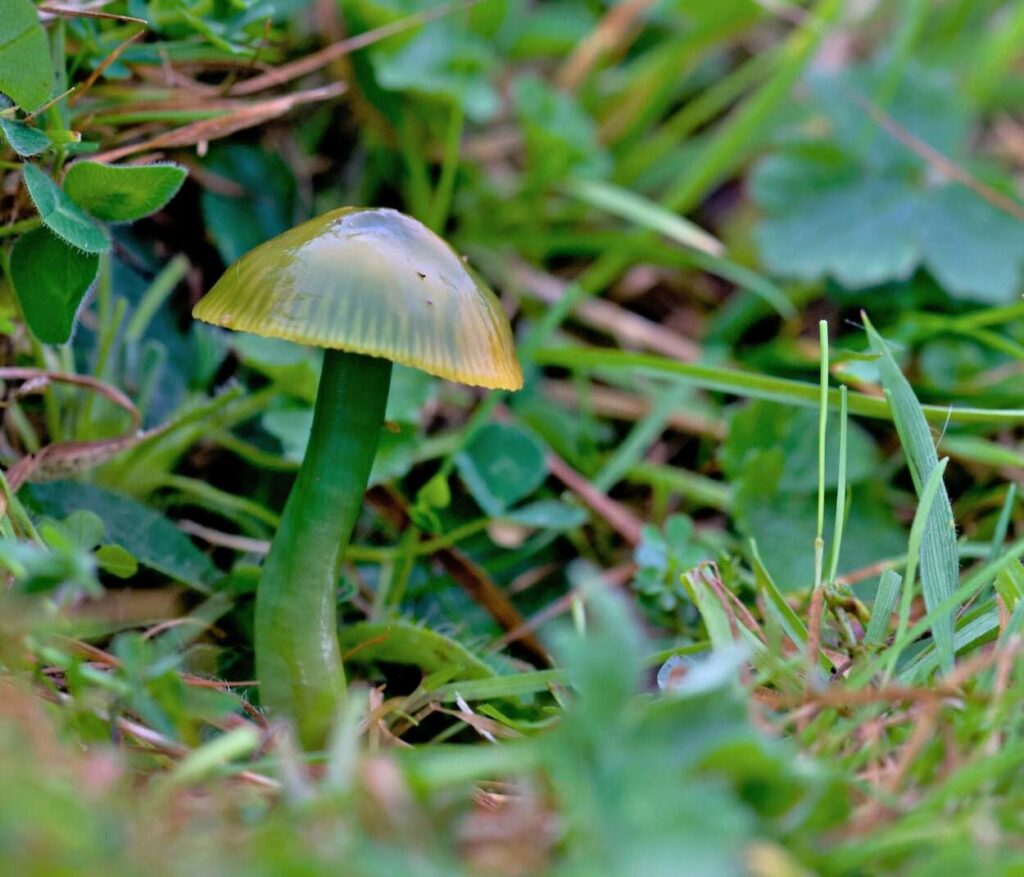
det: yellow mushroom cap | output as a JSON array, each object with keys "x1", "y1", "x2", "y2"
[{"x1": 193, "y1": 207, "x2": 523, "y2": 390}]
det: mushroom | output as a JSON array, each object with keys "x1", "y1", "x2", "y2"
[{"x1": 193, "y1": 207, "x2": 522, "y2": 747}]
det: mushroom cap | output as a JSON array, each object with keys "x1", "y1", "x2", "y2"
[{"x1": 193, "y1": 207, "x2": 522, "y2": 390}]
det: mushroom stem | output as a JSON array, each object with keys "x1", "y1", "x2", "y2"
[{"x1": 255, "y1": 348, "x2": 392, "y2": 748}]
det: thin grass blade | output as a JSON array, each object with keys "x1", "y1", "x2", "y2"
[{"x1": 865, "y1": 315, "x2": 957, "y2": 673}]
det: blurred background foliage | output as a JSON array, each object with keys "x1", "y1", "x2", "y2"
[{"x1": 2, "y1": 0, "x2": 1024, "y2": 874}]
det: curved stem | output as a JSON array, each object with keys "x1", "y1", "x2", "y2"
[{"x1": 255, "y1": 348, "x2": 392, "y2": 748}]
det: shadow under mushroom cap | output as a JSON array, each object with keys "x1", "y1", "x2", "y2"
[{"x1": 193, "y1": 207, "x2": 523, "y2": 390}]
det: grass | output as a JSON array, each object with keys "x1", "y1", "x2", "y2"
[{"x1": 2, "y1": 1, "x2": 1024, "y2": 874}]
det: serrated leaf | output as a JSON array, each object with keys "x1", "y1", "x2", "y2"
[
  {"x1": 917, "y1": 185, "x2": 1024, "y2": 303},
  {"x1": 753, "y1": 61, "x2": 1024, "y2": 303},
  {"x1": 0, "y1": 0, "x2": 52, "y2": 111},
  {"x1": 21, "y1": 163, "x2": 109, "y2": 254},
  {"x1": 810, "y1": 63, "x2": 969, "y2": 171},
  {"x1": 0, "y1": 119, "x2": 51, "y2": 156},
  {"x1": 63, "y1": 161, "x2": 187, "y2": 223},
  {"x1": 9, "y1": 227, "x2": 99, "y2": 344},
  {"x1": 754, "y1": 154, "x2": 1024, "y2": 303},
  {"x1": 754, "y1": 159, "x2": 920, "y2": 288},
  {"x1": 455, "y1": 423, "x2": 548, "y2": 515}
]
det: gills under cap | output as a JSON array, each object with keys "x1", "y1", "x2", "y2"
[{"x1": 193, "y1": 207, "x2": 523, "y2": 390}]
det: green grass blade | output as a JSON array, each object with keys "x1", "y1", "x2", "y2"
[
  {"x1": 864, "y1": 568, "x2": 902, "y2": 646},
  {"x1": 853, "y1": 535, "x2": 1024, "y2": 685},
  {"x1": 988, "y1": 483, "x2": 1018, "y2": 566},
  {"x1": 626, "y1": 461, "x2": 732, "y2": 512},
  {"x1": 592, "y1": 382, "x2": 690, "y2": 493},
  {"x1": 886, "y1": 458, "x2": 950, "y2": 677},
  {"x1": 750, "y1": 539, "x2": 832, "y2": 674},
  {"x1": 532, "y1": 346, "x2": 1024, "y2": 428},
  {"x1": 898, "y1": 608, "x2": 1000, "y2": 682},
  {"x1": 431, "y1": 670, "x2": 568, "y2": 703},
  {"x1": 865, "y1": 315, "x2": 957, "y2": 674},
  {"x1": 561, "y1": 177, "x2": 724, "y2": 257},
  {"x1": 685, "y1": 250, "x2": 797, "y2": 319},
  {"x1": 826, "y1": 387, "x2": 850, "y2": 585},
  {"x1": 815, "y1": 321, "x2": 829, "y2": 590},
  {"x1": 662, "y1": 0, "x2": 846, "y2": 215}
]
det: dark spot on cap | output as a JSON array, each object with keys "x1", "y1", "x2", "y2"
[{"x1": 416, "y1": 271, "x2": 426, "y2": 279}]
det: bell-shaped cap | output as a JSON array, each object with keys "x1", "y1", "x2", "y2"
[{"x1": 193, "y1": 207, "x2": 522, "y2": 390}]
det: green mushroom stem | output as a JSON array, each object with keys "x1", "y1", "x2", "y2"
[
  {"x1": 255, "y1": 348, "x2": 392, "y2": 749},
  {"x1": 192, "y1": 207, "x2": 522, "y2": 748}
]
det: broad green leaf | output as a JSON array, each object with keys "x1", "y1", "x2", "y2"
[
  {"x1": 25, "y1": 481, "x2": 217, "y2": 592},
  {"x1": 0, "y1": 0, "x2": 52, "y2": 111},
  {"x1": 0, "y1": 119, "x2": 51, "y2": 157},
  {"x1": 373, "y1": 22, "x2": 498, "y2": 120},
  {"x1": 455, "y1": 422, "x2": 547, "y2": 515},
  {"x1": 865, "y1": 316, "x2": 957, "y2": 673},
  {"x1": 9, "y1": 227, "x2": 99, "y2": 344},
  {"x1": 753, "y1": 61, "x2": 1024, "y2": 303},
  {"x1": 755, "y1": 156, "x2": 1024, "y2": 303},
  {"x1": 21, "y1": 163, "x2": 109, "y2": 254},
  {"x1": 917, "y1": 185, "x2": 1024, "y2": 303},
  {"x1": 754, "y1": 160, "x2": 921, "y2": 287},
  {"x1": 62, "y1": 161, "x2": 187, "y2": 223},
  {"x1": 722, "y1": 400, "x2": 878, "y2": 493},
  {"x1": 811, "y1": 63, "x2": 968, "y2": 171}
]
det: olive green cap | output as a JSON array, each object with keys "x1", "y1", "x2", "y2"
[{"x1": 193, "y1": 207, "x2": 522, "y2": 390}]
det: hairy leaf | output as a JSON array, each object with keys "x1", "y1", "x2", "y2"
[
  {"x1": 63, "y1": 161, "x2": 187, "y2": 223},
  {"x1": 9, "y1": 228, "x2": 98, "y2": 344},
  {"x1": 21, "y1": 163, "x2": 109, "y2": 254}
]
